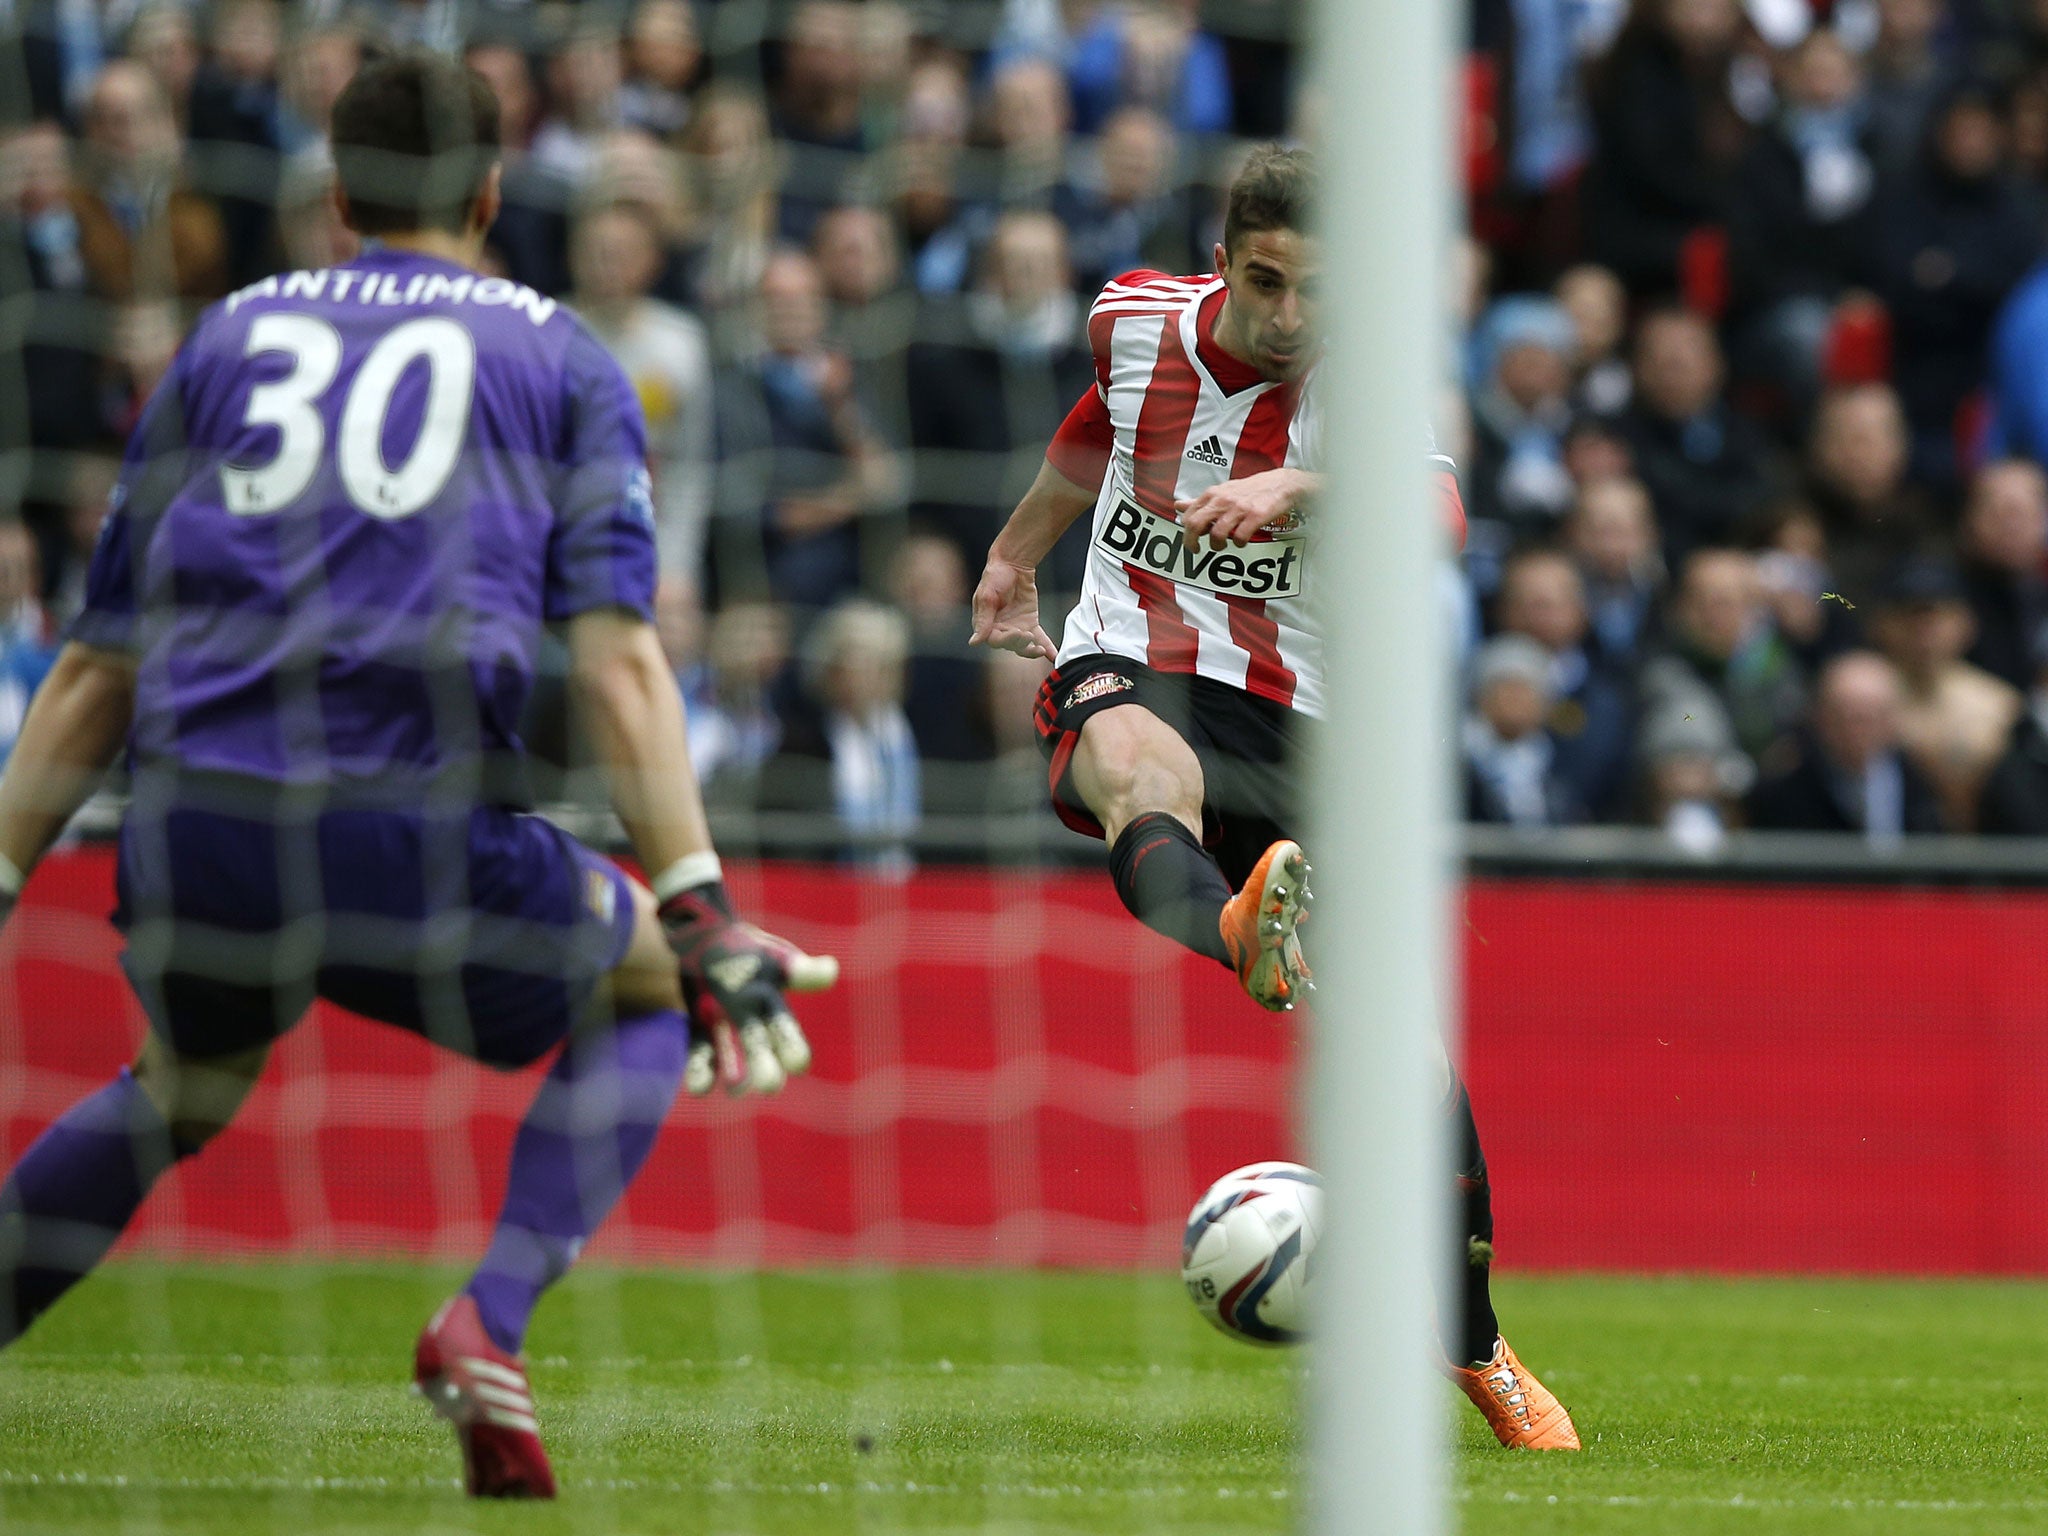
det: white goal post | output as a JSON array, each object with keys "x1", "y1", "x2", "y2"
[{"x1": 1307, "y1": 0, "x2": 1458, "y2": 1531}]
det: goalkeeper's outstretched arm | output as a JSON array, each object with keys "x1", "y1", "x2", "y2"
[
  {"x1": 565, "y1": 606, "x2": 718, "y2": 886},
  {"x1": 566, "y1": 606, "x2": 835, "y2": 1095},
  {"x1": 0, "y1": 641, "x2": 136, "y2": 898}
]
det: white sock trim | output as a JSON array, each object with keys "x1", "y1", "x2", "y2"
[
  {"x1": 0, "y1": 851, "x2": 25, "y2": 898},
  {"x1": 651, "y1": 851, "x2": 723, "y2": 903}
]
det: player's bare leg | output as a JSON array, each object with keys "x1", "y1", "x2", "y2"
[
  {"x1": 0, "y1": 1035, "x2": 266, "y2": 1346},
  {"x1": 1070, "y1": 705, "x2": 1310, "y2": 1009}
]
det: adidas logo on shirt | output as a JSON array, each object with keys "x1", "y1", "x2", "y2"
[{"x1": 1184, "y1": 434, "x2": 1231, "y2": 468}]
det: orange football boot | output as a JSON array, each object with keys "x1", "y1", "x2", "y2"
[
  {"x1": 1450, "y1": 1336, "x2": 1582, "y2": 1451},
  {"x1": 1218, "y1": 839, "x2": 1312, "y2": 1012}
]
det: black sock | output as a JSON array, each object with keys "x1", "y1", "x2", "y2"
[
  {"x1": 1447, "y1": 1074, "x2": 1501, "y2": 1367},
  {"x1": 1108, "y1": 812, "x2": 1233, "y2": 966}
]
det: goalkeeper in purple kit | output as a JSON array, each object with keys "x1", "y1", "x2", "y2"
[{"x1": 0, "y1": 54, "x2": 833, "y2": 1498}]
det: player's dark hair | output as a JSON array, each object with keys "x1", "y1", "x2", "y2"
[
  {"x1": 330, "y1": 52, "x2": 500, "y2": 237},
  {"x1": 1223, "y1": 145, "x2": 1315, "y2": 256}
]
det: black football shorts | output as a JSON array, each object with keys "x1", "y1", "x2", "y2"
[{"x1": 1032, "y1": 652, "x2": 1313, "y2": 887}]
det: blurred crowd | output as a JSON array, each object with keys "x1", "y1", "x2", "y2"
[
  {"x1": 1457, "y1": 0, "x2": 2048, "y2": 847},
  {"x1": 16, "y1": 0, "x2": 2048, "y2": 859}
]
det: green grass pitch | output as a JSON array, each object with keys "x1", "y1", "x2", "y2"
[{"x1": 1, "y1": 1265, "x2": 2046, "y2": 1534}]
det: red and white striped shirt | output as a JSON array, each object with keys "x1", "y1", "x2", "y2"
[{"x1": 1045, "y1": 270, "x2": 1465, "y2": 720}]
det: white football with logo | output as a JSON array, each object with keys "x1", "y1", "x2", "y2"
[{"x1": 1181, "y1": 1161, "x2": 1321, "y2": 1346}]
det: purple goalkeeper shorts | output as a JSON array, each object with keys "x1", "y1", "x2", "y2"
[{"x1": 113, "y1": 800, "x2": 638, "y2": 1067}]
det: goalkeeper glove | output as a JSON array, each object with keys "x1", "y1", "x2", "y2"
[{"x1": 659, "y1": 878, "x2": 836, "y2": 1096}]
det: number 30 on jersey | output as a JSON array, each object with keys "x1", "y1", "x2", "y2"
[{"x1": 221, "y1": 313, "x2": 476, "y2": 521}]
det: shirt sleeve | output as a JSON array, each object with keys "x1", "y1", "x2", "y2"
[
  {"x1": 545, "y1": 325, "x2": 659, "y2": 623},
  {"x1": 1046, "y1": 382, "x2": 1114, "y2": 490},
  {"x1": 70, "y1": 357, "x2": 191, "y2": 654},
  {"x1": 1425, "y1": 422, "x2": 1467, "y2": 554}
]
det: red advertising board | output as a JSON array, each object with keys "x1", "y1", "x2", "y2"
[{"x1": 4, "y1": 848, "x2": 2044, "y2": 1274}]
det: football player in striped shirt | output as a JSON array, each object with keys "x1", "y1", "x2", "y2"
[
  {"x1": 971, "y1": 145, "x2": 1579, "y2": 1450},
  {"x1": 0, "y1": 55, "x2": 833, "y2": 1496}
]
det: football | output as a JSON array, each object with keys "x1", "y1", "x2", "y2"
[{"x1": 1180, "y1": 1161, "x2": 1322, "y2": 1346}]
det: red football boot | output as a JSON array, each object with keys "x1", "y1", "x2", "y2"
[{"x1": 413, "y1": 1295, "x2": 558, "y2": 1498}]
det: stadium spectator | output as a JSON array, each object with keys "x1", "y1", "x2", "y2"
[
  {"x1": 1470, "y1": 0, "x2": 1624, "y2": 287},
  {"x1": 1751, "y1": 498, "x2": 1860, "y2": 667},
  {"x1": 1561, "y1": 412, "x2": 1637, "y2": 490},
  {"x1": 857, "y1": 4, "x2": 919, "y2": 136},
  {"x1": 1616, "y1": 307, "x2": 1773, "y2": 565},
  {"x1": 885, "y1": 51, "x2": 972, "y2": 255},
  {"x1": 1865, "y1": 0, "x2": 1953, "y2": 181},
  {"x1": 1977, "y1": 651, "x2": 2048, "y2": 833},
  {"x1": 0, "y1": 516, "x2": 57, "y2": 770},
  {"x1": 583, "y1": 129, "x2": 699, "y2": 300},
  {"x1": 1060, "y1": 0, "x2": 1233, "y2": 137},
  {"x1": 183, "y1": 0, "x2": 284, "y2": 288},
  {"x1": 812, "y1": 202, "x2": 912, "y2": 389},
  {"x1": 570, "y1": 202, "x2": 714, "y2": 585},
  {"x1": 74, "y1": 59, "x2": 227, "y2": 305},
  {"x1": 1747, "y1": 649, "x2": 1945, "y2": 835},
  {"x1": 1637, "y1": 702, "x2": 1746, "y2": 853},
  {"x1": 1959, "y1": 459, "x2": 2048, "y2": 690},
  {"x1": 814, "y1": 202, "x2": 904, "y2": 318},
  {"x1": 1555, "y1": 262, "x2": 1633, "y2": 418},
  {"x1": 1866, "y1": 78, "x2": 2043, "y2": 487},
  {"x1": 103, "y1": 297, "x2": 181, "y2": 434},
  {"x1": 1060, "y1": 106, "x2": 1191, "y2": 298},
  {"x1": 763, "y1": 599, "x2": 921, "y2": 872},
  {"x1": 2009, "y1": 54, "x2": 2048, "y2": 179},
  {"x1": 1466, "y1": 294, "x2": 1579, "y2": 545},
  {"x1": 710, "y1": 247, "x2": 901, "y2": 613},
  {"x1": 277, "y1": 25, "x2": 361, "y2": 165},
  {"x1": 680, "y1": 84, "x2": 781, "y2": 315},
  {"x1": 127, "y1": 5, "x2": 202, "y2": 128},
  {"x1": 467, "y1": 40, "x2": 566, "y2": 294},
  {"x1": 0, "y1": 122, "x2": 104, "y2": 453},
  {"x1": 1727, "y1": 26, "x2": 1876, "y2": 424},
  {"x1": 890, "y1": 531, "x2": 992, "y2": 795},
  {"x1": 530, "y1": 22, "x2": 625, "y2": 187},
  {"x1": 1640, "y1": 547, "x2": 1808, "y2": 769},
  {"x1": 897, "y1": 49, "x2": 973, "y2": 150},
  {"x1": 1463, "y1": 634, "x2": 1588, "y2": 826},
  {"x1": 906, "y1": 210, "x2": 1094, "y2": 582},
  {"x1": 914, "y1": 55, "x2": 1073, "y2": 295},
  {"x1": 773, "y1": 0, "x2": 872, "y2": 242},
  {"x1": 1565, "y1": 474, "x2": 1666, "y2": 672},
  {"x1": 1867, "y1": 554, "x2": 2021, "y2": 828},
  {"x1": 1803, "y1": 382, "x2": 1933, "y2": 603},
  {"x1": 978, "y1": 646, "x2": 1058, "y2": 812},
  {"x1": 1582, "y1": 0, "x2": 1747, "y2": 297},
  {"x1": 1494, "y1": 546, "x2": 1638, "y2": 818},
  {"x1": 621, "y1": 0, "x2": 702, "y2": 138},
  {"x1": 688, "y1": 601, "x2": 793, "y2": 794}
]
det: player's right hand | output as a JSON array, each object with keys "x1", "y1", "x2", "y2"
[
  {"x1": 970, "y1": 557, "x2": 1057, "y2": 660},
  {"x1": 661, "y1": 887, "x2": 838, "y2": 1096}
]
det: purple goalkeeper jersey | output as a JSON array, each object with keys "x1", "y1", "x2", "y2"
[{"x1": 75, "y1": 244, "x2": 657, "y2": 797}]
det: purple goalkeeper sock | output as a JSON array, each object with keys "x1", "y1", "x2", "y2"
[
  {"x1": 0, "y1": 1068, "x2": 192, "y2": 1346},
  {"x1": 464, "y1": 1009, "x2": 691, "y2": 1353}
]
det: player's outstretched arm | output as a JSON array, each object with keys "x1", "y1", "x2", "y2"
[
  {"x1": 970, "y1": 459, "x2": 1099, "y2": 661},
  {"x1": 566, "y1": 608, "x2": 836, "y2": 1094},
  {"x1": 0, "y1": 641, "x2": 137, "y2": 919}
]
